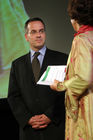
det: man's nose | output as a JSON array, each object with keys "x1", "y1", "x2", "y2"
[{"x1": 36, "y1": 32, "x2": 41, "y2": 36}]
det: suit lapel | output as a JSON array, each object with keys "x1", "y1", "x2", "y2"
[{"x1": 25, "y1": 52, "x2": 36, "y2": 84}]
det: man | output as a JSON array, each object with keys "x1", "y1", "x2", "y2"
[{"x1": 8, "y1": 17, "x2": 68, "y2": 140}]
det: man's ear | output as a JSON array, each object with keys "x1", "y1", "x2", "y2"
[{"x1": 25, "y1": 33, "x2": 29, "y2": 41}]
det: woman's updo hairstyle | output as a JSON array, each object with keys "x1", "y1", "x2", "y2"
[{"x1": 67, "y1": 0, "x2": 93, "y2": 26}]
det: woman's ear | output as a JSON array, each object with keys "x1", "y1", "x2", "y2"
[{"x1": 70, "y1": 19, "x2": 80, "y2": 32}]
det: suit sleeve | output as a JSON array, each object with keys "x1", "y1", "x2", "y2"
[
  {"x1": 43, "y1": 53, "x2": 67, "y2": 125},
  {"x1": 44, "y1": 90, "x2": 65, "y2": 125},
  {"x1": 8, "y1": 62, "x2": 32, "y2": 128}
]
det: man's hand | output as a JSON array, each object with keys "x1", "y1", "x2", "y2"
[{"x1": 28, "y1": 114, "x2": 51, "y2": 129}]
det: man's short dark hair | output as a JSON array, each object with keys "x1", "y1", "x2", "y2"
[{"x1": 25, "y1": 17, "x2": 46, "y2": 33}]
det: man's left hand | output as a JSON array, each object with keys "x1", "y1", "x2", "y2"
[{"x1": 30, "y1": 114, "x2": 51, "y2": 129}]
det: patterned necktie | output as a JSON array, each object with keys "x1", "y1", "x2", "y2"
[{"x1": 32, "y1": 52, "x2": 40, "y2": 82}]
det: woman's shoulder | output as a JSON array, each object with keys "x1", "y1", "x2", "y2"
[
  {"x1": 74, "y1": 31, "x2": 93, "y2": 41},
  {"x1": 72, "y1": 31, "x2": 93, "y2": 53}
]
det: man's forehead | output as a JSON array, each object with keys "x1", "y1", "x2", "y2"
[{"x1": 28, "y1": 21, "x2": 44, "y2": 29}]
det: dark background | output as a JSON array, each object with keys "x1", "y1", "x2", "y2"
[
  {"x1": 0, "y1": 99, "x2": 19, "y2": 140},
  {"x1": 0, "y1": 0, "x2": 74, "y2": 139},
  {"x1": 22, "y1": 0, "x2": 74, "y2": 54}
]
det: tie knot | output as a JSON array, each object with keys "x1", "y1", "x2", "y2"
[{"x1": 34, "y1": 52, "x2": 40, "y2": 58}]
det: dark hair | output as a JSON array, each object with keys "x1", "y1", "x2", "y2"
[
  {"x1": 25, "y1": 17, "x2": 46, "y2": 33},
  {"x1": 67, "y1": 0, "x2": 93, "y2": 26}
]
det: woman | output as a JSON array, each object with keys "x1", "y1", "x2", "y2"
[{"x1": 50, "y1": 0, "x2": 93, "y2": 139}]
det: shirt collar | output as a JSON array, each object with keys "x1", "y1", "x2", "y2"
[{"x1": 30, "y1": 45, "x2": 46, "y2": 57}]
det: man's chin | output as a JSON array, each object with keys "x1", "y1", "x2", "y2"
[{"x1": 35, "y1": 45, "x2": 44, "y2": 50}]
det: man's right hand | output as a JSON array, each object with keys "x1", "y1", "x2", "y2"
[{"x1": 28, "y1": 114, "x2": 51, "y2": 129}]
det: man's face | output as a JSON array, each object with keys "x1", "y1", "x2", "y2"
[{"x1": 25, "y1": 21, "x2": 46, "y2": 51}]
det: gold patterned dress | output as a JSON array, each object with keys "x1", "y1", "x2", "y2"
[{"x1": 58, "y1": 25, "x2": 93, "y2": 140}]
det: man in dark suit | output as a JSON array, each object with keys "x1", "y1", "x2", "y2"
[{"x1": 8, "y1": 17, "x2": 68, "y2": 140}]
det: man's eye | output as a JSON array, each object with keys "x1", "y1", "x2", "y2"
[
  {"x1": 31, "y1": 30, "x2": 36, "y2": 34},
  {"x1": 40, "y1": 29, "x2": 45, "y2": 33},
  {"x1": 29, "y1": 29, "x2": 45, "y2": 35}
]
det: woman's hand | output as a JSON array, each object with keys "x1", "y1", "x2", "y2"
[{"x1": 50, "y1": 79, "x2": 60, "y2": 91}]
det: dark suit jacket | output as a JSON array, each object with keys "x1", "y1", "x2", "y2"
[{"x1": 8, "y1": 48, "x2": 68, "y2": 140}]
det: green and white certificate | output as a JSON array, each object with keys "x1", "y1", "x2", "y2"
[{"x1": 37, "y1": 65, "x2": 66, "y2": 85}]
